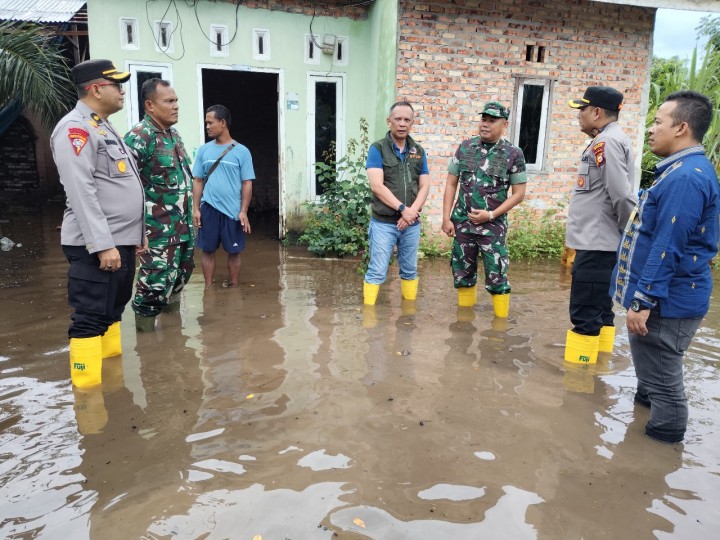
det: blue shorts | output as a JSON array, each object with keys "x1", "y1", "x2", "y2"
[{"x1": 196, "y1": 203, "x2": 245, "y2": 253}]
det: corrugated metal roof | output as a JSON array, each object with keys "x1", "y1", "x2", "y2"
[{"x1": 0, "y1": 0, "x2": 87, "y2": 23}]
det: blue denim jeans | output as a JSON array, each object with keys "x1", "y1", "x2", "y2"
[
  {"x1": 628, "y1": 310, "x2": 702, "y2": 443},
  {"x1": 364, "y1": 218, "x2": 421, "y2": 284}
]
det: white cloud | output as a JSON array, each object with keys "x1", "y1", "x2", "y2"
[{"x1": 653, "y1": 8, "x2": 713, "y2": 59}]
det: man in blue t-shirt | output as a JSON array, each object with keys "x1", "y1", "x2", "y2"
[{"x1": 191, "y1": 104, "x2": 255, "y2": 287}]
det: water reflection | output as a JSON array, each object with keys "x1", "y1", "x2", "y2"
[{"x1": 1, "y1": 207, "x2": 719, "y2": 538}]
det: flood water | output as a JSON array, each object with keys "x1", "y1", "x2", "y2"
[{"x1": 1, "y1": 205, "x2": 719, "y2": 540}]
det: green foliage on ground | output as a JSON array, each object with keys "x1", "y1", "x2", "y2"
[
  {"x1": 506, "y1": 205, "x2": 566, "y2": 260},
  {"x1": 299, "y1": 118, "x2": 372, "y2": 258}
]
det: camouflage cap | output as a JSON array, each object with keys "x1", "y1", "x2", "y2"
[{"x1": 481, "y1": 101, "x2": 509, "y2": 119}]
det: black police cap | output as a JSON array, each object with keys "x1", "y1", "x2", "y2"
[
  {"x1": 71, "y1": 59, "x2": 131, "y2": 85},
  {"x1": 569, "y1": 86, "x2": 624, "y2": 112}
]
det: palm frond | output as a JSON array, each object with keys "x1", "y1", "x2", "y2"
[{"x1": 0, "y1": 20, "x2": 76, "y2": 127}]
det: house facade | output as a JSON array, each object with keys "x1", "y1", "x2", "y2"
[{"x1": 46, "y1": 0, "x2": 720, "y2": 233}]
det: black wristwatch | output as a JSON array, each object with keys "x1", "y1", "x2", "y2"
[
  {"x1": 398, "y1": 204, "x2": 406, "y2": 213},
  {"x1": 629, "y1": 299, "x2": 649, "y2": 312}
]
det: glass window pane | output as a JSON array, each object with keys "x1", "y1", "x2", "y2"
[
  {"x1": 315, "y1": 82, "x2": 336, "y2": 195},
  {"x1": 519, "y1": 84, "x2": 544, "y2": 164}
]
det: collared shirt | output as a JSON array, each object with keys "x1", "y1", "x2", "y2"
[
  {"x1": 124, "y1": 114, "x2": 193, "y2": 246},
  {"x1": 612, "y1": 145, "x2": 719, "y2": 318},
  {"x1": 366, "y1": 134, "x2": 429, "y2": 174},
  {"x1": 447, "y1": 136, "x2": 526, "y2": 231},
  {"x1": 566, "y1": 121, "x2": 637, "y2": 251},
  {"x1": 51, "y1": 101, "x2": 144, "y2": 252}
]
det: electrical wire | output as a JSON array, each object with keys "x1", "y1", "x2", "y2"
[
  {"x1": 145, "y1": 0, "x2": 186, "y2": 61},
  {"x1": 193, "y1": 0, "x2": 243, "y2": 47}
]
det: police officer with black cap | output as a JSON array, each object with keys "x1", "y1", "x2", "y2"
[
  {"x1": 564, "y1": 86, "x2": 637, "y2": 365},
  {"x1": 50, "y1": 59, "x2": 146, "y2": 388}
]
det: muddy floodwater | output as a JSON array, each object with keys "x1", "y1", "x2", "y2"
[{"x1": 1, "y1": 206, "x2": 719, "y2": 540}]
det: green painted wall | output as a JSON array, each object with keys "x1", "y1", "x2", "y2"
[
  {"x1": 86, "y1": 0, "x2": 382, "y2": 232},
  {"x1": 367, "y1": 0, "x2": 399, "y2": 141}
]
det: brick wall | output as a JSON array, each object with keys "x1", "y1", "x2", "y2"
[
  {"x1": 397, "y1": 0, "x2": 654, "y2": 221},
  {"x1": 241, "y1": 0, "x2": 369, "y2": 19},
  {"x1": 0, "y1": 116, "x2": 38, "y2": 194}
]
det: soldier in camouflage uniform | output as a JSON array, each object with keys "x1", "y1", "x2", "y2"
[
  {"x1": 442, "y1": 101, "x2": 527, "y2": 317},
  {"x1": 124, "y1": 79, "x2": 193, "y2": 329}
]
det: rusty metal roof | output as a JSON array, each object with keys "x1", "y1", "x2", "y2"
[{"x1": 0, "y1": 0, "x2": 87, "y2": 23}]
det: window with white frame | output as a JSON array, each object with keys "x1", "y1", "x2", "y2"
[
  {"x1": 512, "y1": 78, "x2": 551, "y2": 171},
  {"x1": 334, "y1": 36, "x2": 348, "y2": 66},
  {"x1": 305, "y1": 34, "x2": 321, "y2": 64},
  {"x1": 307, "y1": 74, "x2": 345, "y2": 198},
  {"x1": 253, "y1": 29, "x2": 270, "y2": 61},
  {"x1": 210, "y1": 24, "x2": 229, "y2": 57},
  {"x1": 154, "y1": 21, "x2": 174, "y2": 53},
  {"x1": 120, "y1": 18, "x2": 139, "y2": 50}
]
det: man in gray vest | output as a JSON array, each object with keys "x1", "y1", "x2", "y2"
[
  {"x1": 363, "y1": 101, "x2": 430, "y2": 306},
  {"x1": 565, "y1": 86, "x2": 637, "y2": 364}
]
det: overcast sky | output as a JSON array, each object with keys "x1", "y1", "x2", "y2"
[{"x1": 653, "y1": 8, "x2": 714, "y2": 59}]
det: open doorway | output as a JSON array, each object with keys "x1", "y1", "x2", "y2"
[{"x1": 201, "y1": 68, "x2": 280, "y2": 238}]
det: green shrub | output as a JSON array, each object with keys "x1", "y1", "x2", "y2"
[
  {"x1": 418, "y1": 213, "x2": 452, "y2": 258},
  {"x1": 299, "y1": 118, "x2": 372, "y2": 258},
  {"x1": 506, "y1": 205, "x2": 566, "y2": 260}
]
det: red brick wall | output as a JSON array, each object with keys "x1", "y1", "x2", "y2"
[
  {"x1": 240, "y1": 0, "x2": 369, "y2": 19},
  {"x1": 397, "y1": 0, "x2": 654, "y2": 220}
]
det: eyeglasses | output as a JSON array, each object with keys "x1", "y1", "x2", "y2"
[{"x1": 85, "y1": 81, "x2": 123, "y2": 90}]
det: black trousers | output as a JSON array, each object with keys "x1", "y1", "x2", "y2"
[
  {"x1": 569, "y1": 249, "x2": 617, "y2": 336},
  {"x1": 63, "y1": 245, "x2": 136, "y2": 339}
]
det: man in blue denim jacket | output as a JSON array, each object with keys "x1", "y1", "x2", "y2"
[{"x1": 612, "y1": 90, "x2": 719, "y2": 443}]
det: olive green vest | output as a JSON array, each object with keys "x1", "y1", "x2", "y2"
[{"x1": 370, "y1": 133, "x2": 426, "y2": 223}]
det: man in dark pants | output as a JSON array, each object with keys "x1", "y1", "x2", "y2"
[
  {"x1": 613, "y1": 91, "x2": 719, "y2": 443},
  {"x1": 565, "y1": 86, "x2": 637, "y2": 364},
  {"x1": 51, "y1": 59, "x2": 146, "y2": 388}
]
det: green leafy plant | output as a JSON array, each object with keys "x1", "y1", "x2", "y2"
[
  {"x1": 299, "y1": 118, "x2": 372, "y2": 258},
  {"x1": 506, "y1": 205, "x2": 566, "y2": 260},
  {"x1": 418, "y1": 213, "x2": 452, "y2": 258},
  {"x1": 642, "y1": 45, "x2": 720, "y2": 187},
  {"x1": 0, "y1": 20, "x2": 76, "y2": 127}
]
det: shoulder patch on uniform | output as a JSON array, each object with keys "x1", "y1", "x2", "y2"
[
  {"x1": 592, "y1": 141, "x2": 606, "y2": 167},
  {"x1": 68, "y1": 128, "x2": 89, "y2": 156}
]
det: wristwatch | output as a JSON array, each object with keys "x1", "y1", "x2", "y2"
[
  {"x1": 488, "y1": 210, "x2": 495, "y2": 221},
  {"x1": 629, "y1": 299, "x2": 649, "y2": 312},
  {"x1": 398, "y1": 203, "x2": 406, "y2": 213}
]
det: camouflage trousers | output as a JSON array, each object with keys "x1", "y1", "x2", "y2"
[
  {"x1": 450, "y1": 222, "x2": 511, "y2": 294},
  {"x1": 132, "y1": 241, "x2": 194, "y2": 317}
]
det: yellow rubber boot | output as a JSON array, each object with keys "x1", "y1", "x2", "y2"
[
  {"x1": 101, "y1": 321, "x2": 122, "y2": 359},
  {"x1": 457, "y1": 285, "x2": 477, "y2": 307},
  {"x1": 69, "y1": 336, "x2": 103, "y2": 388},
  {"x1": 363, "y1": 282, "x2": 380, "y2": 305},
  {"x1": 598, "y1": 325, "x2": 616, "y2": 353},
  {"x1": 362, "y1": 305, "x2": 378, "y2": 329},
  {"x1": 564, "y1": 330, "x2": 599, "y2": 365},
  {"x1": 492, "y1": 294, "x2": 510, "y2": 318},
  {"x1": 400, "y1": 278, "x2": 419, "y2": 301}
]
